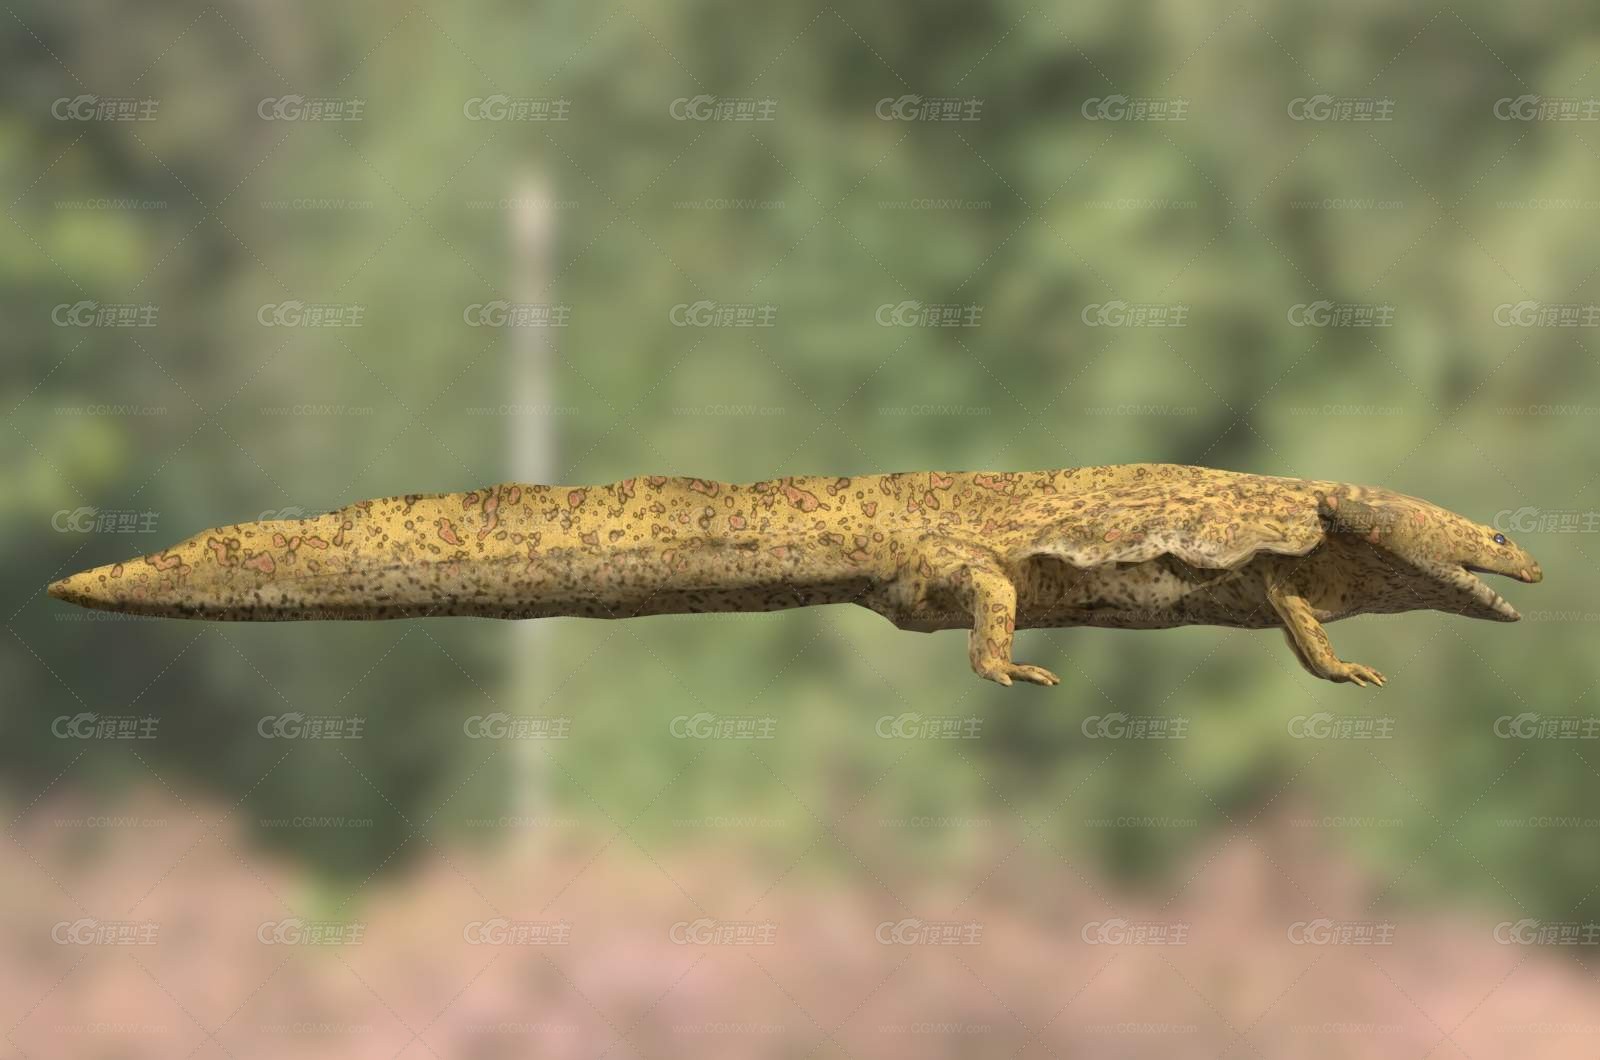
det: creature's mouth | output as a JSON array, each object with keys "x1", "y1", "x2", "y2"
[
  {"x1": 1451, "y1": 564, "x2": 1522, "y2": 621},
  {"x1": 1464, "y1": 562, "x2": 1540, "y2": 584}
]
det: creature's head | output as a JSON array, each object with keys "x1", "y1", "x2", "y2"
[{"x1": 1317, "y1": 489, "x2": 1541, "y2": 621}]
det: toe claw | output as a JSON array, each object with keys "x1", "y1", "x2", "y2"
[
  {"x1": 1010, "y1": 663, "x2": 1060, "y2": 687},
  {"x1": 975, "y1": 661, "x2": 1061, "y2": 687},
  {"x1": 1333, "y1": 662, "x2": 1385, "y2": 688}
]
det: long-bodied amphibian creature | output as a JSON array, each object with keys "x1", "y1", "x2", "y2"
[{"x1": 48, "y1": 464, "x2": 1540, "y2": 688}]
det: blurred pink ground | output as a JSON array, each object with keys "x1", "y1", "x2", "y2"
[{"x1": 5, "y1": 788, "x2": 1595, "y2": 1058}]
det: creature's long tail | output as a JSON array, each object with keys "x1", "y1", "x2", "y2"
[
  {"x1": 46, "y1": 488, "x2": 560, "y2": 621},
  {"x1": 46, "y1": 478, "x2": 876, "y2": 621}
]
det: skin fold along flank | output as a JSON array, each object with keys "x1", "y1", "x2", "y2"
[{"x1": 48, "y1": 463, "x2": 1542, "y2": 689}]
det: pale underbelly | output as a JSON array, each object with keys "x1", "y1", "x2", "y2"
[
  {"x1": 863, "y1": 555, "x2": 1290, "y2": 633},
  {"x1": 1016, "y1": 556, "x2": 1280, "y2": 631}
]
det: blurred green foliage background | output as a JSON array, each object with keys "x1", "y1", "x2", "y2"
[{"x1": 4, "y1": 0, "x2": 1596, "y2": 926}]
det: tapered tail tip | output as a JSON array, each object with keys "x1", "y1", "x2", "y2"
[
  {"x1": 48, "y1": 558, "x2": 192, "y2": 616},
  {"x1": 48, "y1": 568, "x2": 110, "y2": 608}
]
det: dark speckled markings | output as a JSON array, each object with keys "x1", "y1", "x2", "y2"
[{"x1": 47, "y1": 464, "x2": 1542, "y2": 688}]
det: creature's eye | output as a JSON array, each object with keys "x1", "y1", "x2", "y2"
[{"x1": 1493, "y1": 533, "x2": 1508, "y2": 546}]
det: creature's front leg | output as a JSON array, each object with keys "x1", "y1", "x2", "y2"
[
  {"x1": 952, "y1": 558, "x2": 1060, "y2": 687},
  {"x1": 1265, "y1": 572, "x2": 1386, "y2": 688}
]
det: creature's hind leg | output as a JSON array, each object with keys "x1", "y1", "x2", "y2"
[{"x1": 926, "y1": 547, "x2": 1059, "y2": 688}]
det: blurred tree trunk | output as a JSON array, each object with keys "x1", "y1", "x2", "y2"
[{"x1": 508, "y1": 172, "x2": 558, "y2": 841}]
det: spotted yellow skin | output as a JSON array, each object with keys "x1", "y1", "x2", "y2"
[{"x1": 48, "y1": 464, "x2": 1541, "y2": 688}]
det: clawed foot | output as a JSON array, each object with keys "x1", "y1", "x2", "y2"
[
  {"x1": 977, "y1": 662, "x2": 1061, "y2": 687},
  {"x1": 1329, "y1": 661, "x2": 1386, "y2": 688}
]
